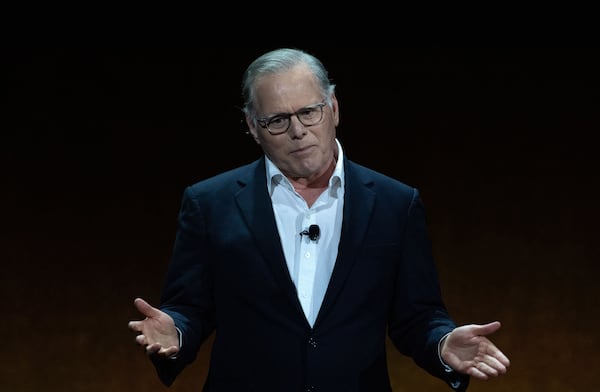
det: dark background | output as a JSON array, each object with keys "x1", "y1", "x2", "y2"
[{"x1": 3, "y1": 47, "x2": 599, "y2": 391}]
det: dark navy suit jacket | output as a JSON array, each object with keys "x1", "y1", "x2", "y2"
[{"x1": 152, "y1": 156, "x2": 469, "y2": 391}]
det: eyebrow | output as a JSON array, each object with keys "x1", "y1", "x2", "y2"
[{"x1": 259, "y1": 102, "x2": 323, "y2": 121}]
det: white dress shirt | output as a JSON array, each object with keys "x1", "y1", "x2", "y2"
[{"x1": 266, "y1": 139, "x2": 345, "y2": 327}]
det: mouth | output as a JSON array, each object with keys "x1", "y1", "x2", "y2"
[{"x1": 290, "y1": 145, "x2": 315, "y2": 155}]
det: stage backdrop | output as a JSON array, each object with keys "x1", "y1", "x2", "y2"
[{"x1": 3, "y1": 47, "x2": 599, "y2": 391}]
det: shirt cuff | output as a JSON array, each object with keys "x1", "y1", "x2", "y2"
[
  {"x1": 438, "y1": 331, "x2": 454, "y2": 372},
  {"x1": 168, "y1": 327, "x2": 183, "y2": 360}
]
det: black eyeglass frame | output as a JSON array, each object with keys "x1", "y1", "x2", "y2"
[{"x1": 256, "y1": 101, "x2": 327, "y2": 135}]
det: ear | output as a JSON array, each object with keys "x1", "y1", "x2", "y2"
[
  {"x1": 245, "y1": 116, "x2": 261, "y2": 145},
  {"x1": 330, "y1": 93, "x2": 340, "y2": 126}
]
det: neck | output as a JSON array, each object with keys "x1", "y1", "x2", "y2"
[
  {"x1": 290, "y1": 156, "x2": 336, "y2": 190},
  {"x1": 289, "y1": 157, "x2": 336, "y2": 208}
]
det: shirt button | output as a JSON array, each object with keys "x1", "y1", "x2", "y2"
[{"x1": 304, "y1": 252, "x2": 311, "y2": 258}]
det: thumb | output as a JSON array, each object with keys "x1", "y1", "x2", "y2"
[
  {"x1": 133, "y1": 297, "x2": 160, "y2": 318},
  {"x1": 474, "y1": 321, "x2": 502, "y2": 336}
]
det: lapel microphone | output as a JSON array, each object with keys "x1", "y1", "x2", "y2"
[{"x1": 300, "y1": 224, "x2": 320, "y2": 241}]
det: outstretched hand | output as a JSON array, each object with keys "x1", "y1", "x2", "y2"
[
  {"x1": 128, "y1": 297, "x2": 180, "y2": 358},
  {"x1": 441, "y1": 321, "x2": 510, "y2": 380}
]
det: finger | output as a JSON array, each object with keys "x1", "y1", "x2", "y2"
[
  {"x1": 146, "y1": 342, "x2": 162, "y2": 356},
  {"x1": 468, "y1": 360, "x2": 505, "y2": 380},
  {"x1": 476, "y1": 361, "x2": 499, "y2": 377},
  {"x1": 128, "y1": 321, "x2": 142, "y2": 332},
  {"x1": 146, "y1": 343, "x2": 179, "y2": 358},
  {"x1": 133, "y1": 297, "x2": 161, "y2": 318},
  {"x1": 475, "y1": 321, "x2": 502, "y2": 336},
  {"x1": 482, "y1": 353, "x2": 509, "y2": 373},
  {"x1": 479, "y1": 338, "x2": 511, "y2": 368},
  {"x1": 466, "y1": 366, "x2": 489, "y2": 380},
  {"x1": 160, "y1": 346, "x2": 179, "y2": 358},
  {"x1": 485, "y1": 344, "x2": 511, "y2": 367},
  {"x1": 135, "y1": 334, "x2": 147, "y2": 346}
]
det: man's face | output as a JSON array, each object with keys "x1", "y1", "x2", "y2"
[{"x1": 246, "y1": 64, "x2": 339, "y2": 182}]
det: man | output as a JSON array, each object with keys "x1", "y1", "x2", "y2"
[{"x1": 128, "y1": 48, "x2": 510, "y2": 391}]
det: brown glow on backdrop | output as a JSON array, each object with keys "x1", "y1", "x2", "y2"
[{"x1": 3, "y1": 47, "x2": 599, "y2": 391}]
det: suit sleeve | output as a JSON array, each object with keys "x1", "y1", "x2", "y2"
[
  {"x1": 151, "y1": 186, "x2": 217, "y2": 386},
  {"x1": 387, "y1": 188, "x2": 469, "y2": 391}
]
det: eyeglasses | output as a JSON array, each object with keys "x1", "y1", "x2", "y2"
[{"x1": 257, "y1": 101, "x2": 326, "y2": 135}]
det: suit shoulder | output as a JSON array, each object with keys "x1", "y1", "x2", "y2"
[
  {"x1": 346, "y1": 160, "x2": 417, "y2": 196},
  {"x1": 185, "y1": 159, "x2": 262, "y2": 196}
]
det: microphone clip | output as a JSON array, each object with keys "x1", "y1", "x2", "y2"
[{"x1": 300, "y1": 224, "x2": 320, "y2": 241}]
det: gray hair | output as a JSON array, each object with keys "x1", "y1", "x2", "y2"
[{"x1": 241, "y1": 48, "x2": 336, "y2": 126}]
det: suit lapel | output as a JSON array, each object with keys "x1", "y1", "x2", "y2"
[
  {"x1": 234, "y1": 158, "x2": 306, "y2": 321},
  {"x1": 315, "y1": 160, "x2": 376, "y2": 327}
]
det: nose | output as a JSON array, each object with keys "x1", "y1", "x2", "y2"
[{"x1": 287, "y1": 115, "x2": 307, "y2": 138}]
